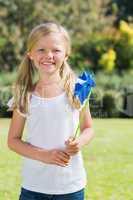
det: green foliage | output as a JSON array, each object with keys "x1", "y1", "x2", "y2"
[
  {"x1": 0, "y1": 0, "x2": 115, "y2": 72},
  {"x1": 98, "y1": 48, "x2": 117, "y2": 72},
  {"x1": 109, "y1": 0, "x2": 133, "y2": 23},
  {"x1": 0, "y1": 1, "x2": 133, "y2": 74},
  {"x1": 102, "y1": 90, "x2": 119, "y2": 117},
  {"x1": 71, "y1": 33, "x2": 115, "y2": 72},
  {"x1": 0, "y1": 84, "x2": 12, "y2": 117},
  {"x1": 0, "y1": 71, "x2": 16, "y2": 86},
  {"x1": 71, "y1": 20, "x2": 133, "y2": 73},
  {"x1": 0, "y1": 1, "x2": 133, "y2": 118},
  {"x1": 0, "y1": 71, "x2": 132, "y2": 118},
  {"x1": 114, "y1": 21, "x2": 133, "y2": 71},
  {"x1": 89, "y1": 72, "x2": 133, "y2": 118}
]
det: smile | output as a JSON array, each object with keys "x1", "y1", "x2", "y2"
[{"x1": 42, "y1": 62, "x2": 55, "y2": 65}]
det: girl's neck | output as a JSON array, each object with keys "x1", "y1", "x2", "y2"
[
  {"x1": 37, "y1": 71, "x2": 61, "y2": 86},
  {"x1": 32, "y1": 79, "x2": 64, "y2": 98},
  {"x1": 37, "y1": 79, "x2": 61, "y2": 86}
]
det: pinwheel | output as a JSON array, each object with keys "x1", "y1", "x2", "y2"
[{"x1": 73, "y1": 71, "x2": 96, "y2": 138}]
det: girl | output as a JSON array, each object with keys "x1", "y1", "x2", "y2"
[{"x1": 7, "y1": 22, "x2": 94, "y2": 200}]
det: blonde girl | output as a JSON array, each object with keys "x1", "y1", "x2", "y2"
[{"x1": 7, "y1": 22, "x2": 94, "y2": 200}]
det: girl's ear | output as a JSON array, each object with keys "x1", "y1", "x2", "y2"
[{"x1": 27, "y1": 52, "x2": 33, "y2": 60}]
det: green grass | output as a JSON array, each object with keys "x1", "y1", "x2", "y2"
[{"x1": 0, "y1": 118, "x2": 133, "y2": 200}]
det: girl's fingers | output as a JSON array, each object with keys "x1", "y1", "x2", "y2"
[
  {"x1": 67, "y1": 149, "x2": 79, "y2": 154},
  {"x1": 65, "y1": 146, "x2": 80, "y2": 155},
  {"x1": 62, "y1": 151, "x2": 71, "y2": 157},
  {"x1": 58, "y1": 154, "x2": 70, "y2": 163},
  {"x1": 54, "y1": 161, "x2": 67, "y2": 167},
  {"x1": 59, "y1": 151, "x2": 70, "y2": 159},
  {"x1": 52, "y1": 149, "x2": 72, "y2": 167},
  {"x1": 64, "y1": 142, "x2": 80, "y2": 156},
  {"x1": 55, "y1": 157, "x2": 69, "y2": 166},
  {"x1": 70, "y1": 141, "x2": 79, "y2": 145},
  {"x1": 66, "y1": 139, "x2": 79, "y2": 146},
  {"x1": 65, "y1": 137, "x2": 75, "y2": 145},
  {"x1": 66, "y1": 144, "x2": 79, "y2": 151}
]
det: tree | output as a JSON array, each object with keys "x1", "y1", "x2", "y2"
[{"x1": 0, "y1": 0, "x2": 115, "y2": 72}]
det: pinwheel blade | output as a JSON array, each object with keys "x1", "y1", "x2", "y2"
[{"x1": 74, "y1": 71, "x2": 96, "y2": 105}]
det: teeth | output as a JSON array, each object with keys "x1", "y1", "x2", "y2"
[{"x1": 42, "y1": 63, "x2": 54, "y2": 65}]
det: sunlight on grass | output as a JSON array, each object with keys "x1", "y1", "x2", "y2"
[{"x1": 0, "y1": 118, "x2": 133, "y2": 200}]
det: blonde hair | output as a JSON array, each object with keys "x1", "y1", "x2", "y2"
[{"x1": 10, "y1": 22, "x2": 81, "y2": 116}]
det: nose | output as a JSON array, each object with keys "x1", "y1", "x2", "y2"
[{"x1": 45, "y1": 51, "x2": 53, "y2": 59}]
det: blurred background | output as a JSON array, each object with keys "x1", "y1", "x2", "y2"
[{"x1": 0, "y1": 0, "x2": 133, "y2": 199}]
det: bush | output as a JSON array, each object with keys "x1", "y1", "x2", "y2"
[
  {"x1": 0, "y1": 85, "x2": 12, "y2": 117},
  {"x1": 90, "y1": 86, "x2": 124, "y2": 118},
  {"x1": 98, "y1": 48, "x2": 117, "y2": 73},
  {"x1": 102, "y1": 90, "x2": 119, "y2": 117},
  {"x1": 77, "y1": 33, "x2": 115, "y2": 73},
  {"x1": 0, "y1": 71, "x2": 16, "y2": 86}
]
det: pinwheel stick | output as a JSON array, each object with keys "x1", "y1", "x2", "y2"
[{"x1": 73, "y1": 88, "x2": 92, "y2": 139}]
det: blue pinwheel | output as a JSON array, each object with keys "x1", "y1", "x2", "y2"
[
  {"x1": 73, "y1": 71, "x2": 96, "y2": 138},
  {"x1": 74, "y1": 71, "x2": 96, "y2": 105}
]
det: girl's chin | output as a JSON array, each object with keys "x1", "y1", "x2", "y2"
[
  {"x1": 41, "y1": 63, "x2": 55, "y2": 68},
  {"x1": 39, "y1": 65, "x2": 58, "y2": 74},
  {"x1": 40, "y1": 64, "x2": 55, "y2": 71}
]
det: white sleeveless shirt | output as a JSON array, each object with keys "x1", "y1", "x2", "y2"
[{"x1": 7, "y1": 92, "x2": 87, "y2": 194}]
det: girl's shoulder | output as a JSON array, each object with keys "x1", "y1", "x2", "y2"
[{"x1": 7, "y1": 96, "x2": 29, "y2": 118}]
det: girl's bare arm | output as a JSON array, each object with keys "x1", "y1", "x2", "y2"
[
  {"x1": 65, "y1": 107, "x2": 94, "y2": 155},
  {"x1": 7, "y1": 109, "x2": 47, "y2": 161},
  {"x1": 7, "y1": 110, "x2": 70, "y2": 167},
  {"x1": 77, "y1": 106, "x2": 94, "y2": 148}
]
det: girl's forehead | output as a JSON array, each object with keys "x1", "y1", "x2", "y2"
[{"x1": 35, "y1": 32, "x2": 66, "y2": 47}]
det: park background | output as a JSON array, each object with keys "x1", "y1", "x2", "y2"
[{"x1": 0, "y1": 0, "x2": 133, "y2": 199}]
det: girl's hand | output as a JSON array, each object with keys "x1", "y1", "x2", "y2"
[
  {"x1": 42, "y1": 149, "x2": 71, "y2": 167},
  {"x1": 65, "y1": 137, "x2": 80, "y2": 156}
]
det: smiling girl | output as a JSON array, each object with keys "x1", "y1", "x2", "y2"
[{"x1": 7, "y1": 22, "x2": 94, "y2": 200}]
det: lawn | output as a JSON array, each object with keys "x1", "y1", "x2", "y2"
[{"x1": 0, "y1": 118, "x2": 133, "y2": 200}]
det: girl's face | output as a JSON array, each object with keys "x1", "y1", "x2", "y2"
[{"x1": 28, "y1": 32, "x2": 67, "y2": 75}]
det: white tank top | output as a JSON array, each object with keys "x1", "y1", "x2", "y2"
[{"x1": 7, "y1": 92, "x2": 87, "y2": 194}]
